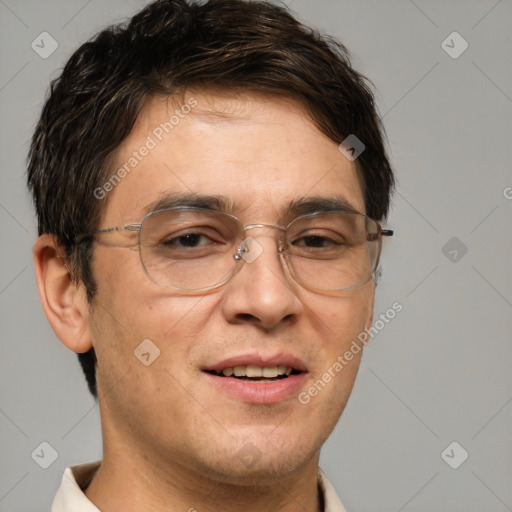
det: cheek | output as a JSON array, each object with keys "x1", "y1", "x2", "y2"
[
  {"x1": 92, "y1": 245, "x2": 143, "y2": 297},
  {"x1": 301, "y1": 290, "x2": 374, "y2": 413},
  {"x1": 91, "y1": 256, "x2": 214, "y2": 372},
  {"x1": 313, "y1": 287, "x2": 374, "y2": 347},
  {"x1": 93, "y1": 245, "x2": 167, "y2": 327}
]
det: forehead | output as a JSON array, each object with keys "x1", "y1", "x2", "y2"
[{"x1": 102, "y1": 91, "x2": 365, "y2": 224}]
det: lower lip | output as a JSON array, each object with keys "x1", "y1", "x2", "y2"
[{"x1": 203, "y1": 372, "x2": 307, "y2": 404}]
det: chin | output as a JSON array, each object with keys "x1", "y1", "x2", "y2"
[{"x1": 194, "y1": 429, "x2": 323, "y2": 484}]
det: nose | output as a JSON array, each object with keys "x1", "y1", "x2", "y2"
[{"x1": 221, "y1": 233, "x2": 302, "y2": 331}]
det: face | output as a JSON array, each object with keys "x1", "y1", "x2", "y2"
[{"x1": 88, "y1": 91, "x2": 375, "y2": 482}]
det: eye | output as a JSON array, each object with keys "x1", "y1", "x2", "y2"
[
  {"x1": 292, "y1": 231, "x2": 345, "y2": 248},
  {"x1": 293, "y1": 234, "x2": 341, "y2": 248},
  {"x1": 163, "y1": 232, "x2": 214, "y2": 248},
  {"x1": 288, "y1": 228, "x2": 350, "y2": 260}
]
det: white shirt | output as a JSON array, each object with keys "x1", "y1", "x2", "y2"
[{"x1": 51, "y1": 461, "x2": 347, "y2": 512}]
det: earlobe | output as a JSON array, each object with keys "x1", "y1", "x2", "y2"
[
  {"x1": 33, "y1": 234, "x2": 93, "y2": 354},
  {"x1": 364, "y1": 286, "x2": 375, "y2": 338}
]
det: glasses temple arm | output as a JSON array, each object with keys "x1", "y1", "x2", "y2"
[{"x1": 73, "y1": 224, "x2": 142, "y2": 245}]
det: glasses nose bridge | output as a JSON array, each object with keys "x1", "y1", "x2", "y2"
[
  {"x1": 243, "y1": 222, "x2": 287, "y2": 247},
  {"x1": 244, "y1": 222, "x2": 286, "y2": 234},
  {"x1": 234, "y1": 222, "x2": 288, "y2": 263}
]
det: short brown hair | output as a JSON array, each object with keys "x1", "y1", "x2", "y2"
[{"x1": 27, "y1": 0, "x2": 394, "y2": 398}]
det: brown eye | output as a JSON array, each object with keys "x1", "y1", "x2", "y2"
[
  {"x1": 293, "y1": 235, "x2": 342, "y2": 248},
  {"x1": 163, "y1": 233, "x2": 213, "y2": 248}
]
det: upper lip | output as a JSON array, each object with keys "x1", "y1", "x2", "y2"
[{"x1": 203, "y1": 353, "x2": 308, "y2": 372}]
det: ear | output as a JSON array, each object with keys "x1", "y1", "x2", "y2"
[
  {"x1": 366, "y1": 289, "x2": 375, "y2": 330},
  {"x1": 362, "y1": 283, "x2": 376, "y2": 342},
  {"x1": 33, "y1": 234, "x2": 93, "y2": 353}
]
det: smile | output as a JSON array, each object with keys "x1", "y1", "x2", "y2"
[
  {"x1": 208, "y1": 365, "x2": 296, "y2": 380},
  {"x1": 202, "y1": 355, "x2": 307, "y2": 404}
]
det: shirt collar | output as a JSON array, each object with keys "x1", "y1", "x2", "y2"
[
  {"x1": 52, "y1": 461, "x2": 347, "y2": 512},
  {"x1": 317, "y1": 467, "x2": 348, "y2": 512},
  {"x1": 51, "y1": 462, "x2": 101, "y2": 511}
]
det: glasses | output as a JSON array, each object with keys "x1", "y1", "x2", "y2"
[{"x1": 75, "y1": 207, "x2": 393, "y2": 295}]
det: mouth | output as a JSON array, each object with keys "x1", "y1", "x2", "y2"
[
  {"x1": 202, "y1": 355, "x2": 307, "y2": 404},
  {"x1": 205, "y1": 365, "x2": 301, "y2": 382}
]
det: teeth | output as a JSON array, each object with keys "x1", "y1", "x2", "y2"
[
  {"x1": 216, "y1": 365, "x2": 293, "y2": 378},
  {"x1": 262, "y1": 366, "x2": 278, "y2": 378},
  {"x1": 233, "y1": 366, "x2": 245, "y2": 377},
  {"x1": 246, "y1": 365, "x2": 262, "y2": 377}
]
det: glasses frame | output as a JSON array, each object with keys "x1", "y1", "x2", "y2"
[{"x1": 74, "y1": 206, "x2": 393, "y2": 295}]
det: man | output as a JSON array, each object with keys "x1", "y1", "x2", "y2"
[{"x1": 28, "y1": 0, "x2": 394, "y2": 510}]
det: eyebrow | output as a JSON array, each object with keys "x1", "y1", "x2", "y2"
[
  {"x1": 141, "y1": 192, "x2": 361, "y2": 219},
  {"x1": 142, "y1": 192, "x2": 235, "y2": 216},
  {"x1": 284, "y1": 196, "x2": 361, "y2": 216}
]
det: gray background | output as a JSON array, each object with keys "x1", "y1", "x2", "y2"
[{"x1": 1, "y1": 0, "x2": 511, "y2": 510}]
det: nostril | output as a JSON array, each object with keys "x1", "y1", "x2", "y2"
[{"x1": 236, "y1": 313, "x2": 257, "y2": 322}]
